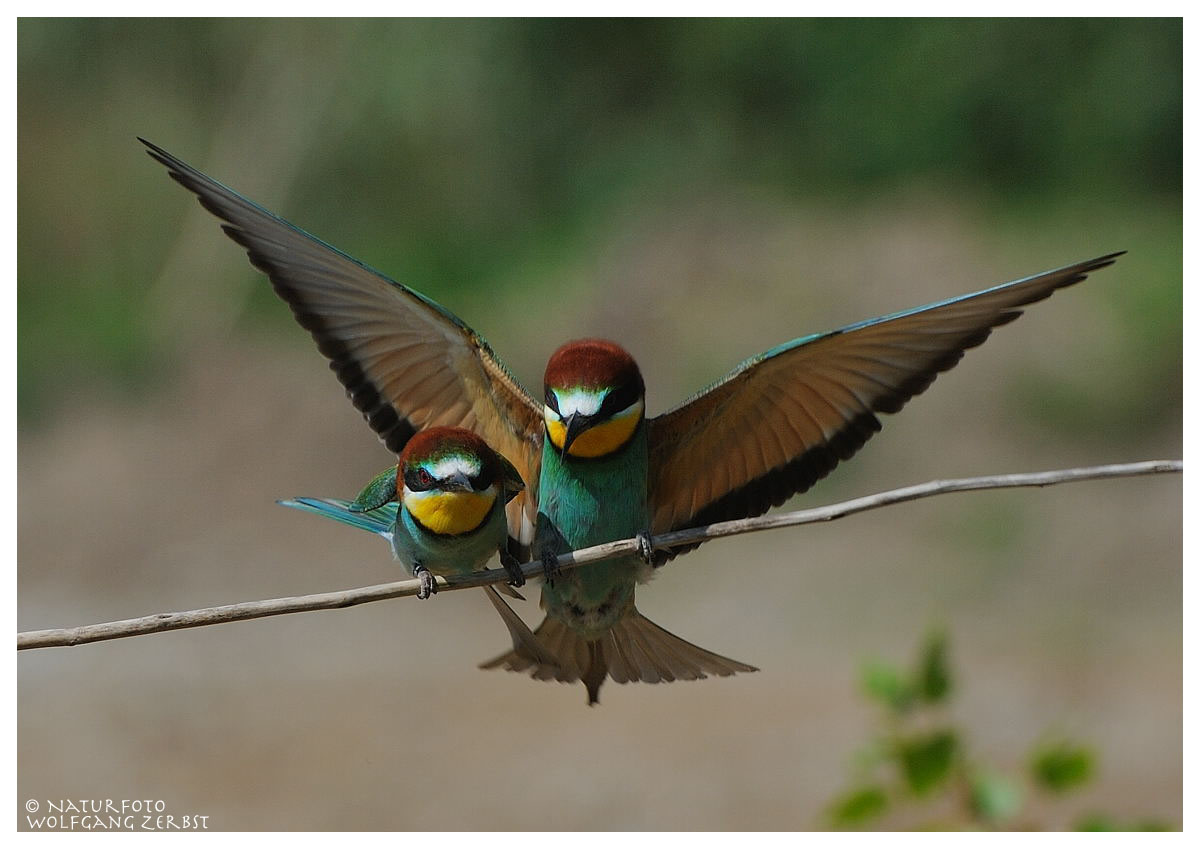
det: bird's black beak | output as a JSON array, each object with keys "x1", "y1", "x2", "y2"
[
  {"x1": 442, "y1": 471, "x2": 473, "y2": 492},
  {"x1": 561, "y1": 413, "x2": 592, "y2": 457}
]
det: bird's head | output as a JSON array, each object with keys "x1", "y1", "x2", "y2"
[
  {"x1": 399, "y1": 427, "x2": 524, "y2": 535},
  {"x1": 543, "y1": 339, "x2": 646, "y2": 459}
]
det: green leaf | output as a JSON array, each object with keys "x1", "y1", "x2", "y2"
[
  {"x1": 898, "y1": 730, "x2": 958, "y2": 795},
  {"x1": 828, "y1": 785, "x2": 888, "y2": 828},
  {"x1": 1031, "y1": 741, "x2": 1094, "y2": 794},
  {"x1": 969, "y1": 772, "x2": 1022, "y2": 824},
  {"x1": 916, "y1": 629, "x2": 952, "y2": 704},
  {"x1": 861, "y1": 659, "x2": 915, "y2": 714}
]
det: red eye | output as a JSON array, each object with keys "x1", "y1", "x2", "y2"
[{"x1": 417, "y1": 469, "x2": 433, "y2": 487}]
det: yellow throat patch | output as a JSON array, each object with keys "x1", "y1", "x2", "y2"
[
  {"x1": 404, "y1": 488, "x2": 496, "y2": 535},
  {"x1": 545, "y1": 400, "x2": 643, "y2": 459}
]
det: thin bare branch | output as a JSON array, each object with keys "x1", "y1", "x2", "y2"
[{"x1": 17, "y1": 460, "x2": 1180, "y2": 651}]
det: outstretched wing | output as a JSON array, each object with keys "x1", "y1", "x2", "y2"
[
  {"x1": 143, "y1": 140, "x2": 544, "y2": 544},
  {"x1": 647, "y1": 252, "x2": 1122, "y2": 558}
]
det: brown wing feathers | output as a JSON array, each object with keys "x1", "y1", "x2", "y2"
[
  {"x1": 142, "y1": 140, "x2": 545, "y2": 542},
  {"x1": 648, "y1": 252, "x2": 1122, "y2": 559},
  {"x1": 143, "y1": 140, "x2": 422, "y2": 452},
  {"x1": 144, "y1": 140, "x2": 1119, "y2": 568}
]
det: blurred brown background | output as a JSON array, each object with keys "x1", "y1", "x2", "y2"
[{"x1": 18, "y1": 19, "x2": 1180, "y2": 830}]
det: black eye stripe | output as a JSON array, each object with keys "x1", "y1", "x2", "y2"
[
  {"x1": 404, "y1": 468, "x2": 432, "y2": 491},
  {"x1": 598, "y1": 381, "x2": 641, "y2": 419},
  {"x1": 544, "y1": 388, "x2": 561, "y2": 414},
  {"x1": 405, "y1": 465, "x2": 491, "y2": 491}
]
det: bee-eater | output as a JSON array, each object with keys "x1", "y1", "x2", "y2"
[
  {"x1": 142, "y1": 138, "x2": 1121, "y2": 704},
  {"x1": 279, "y1": 425, "x2": 557, "y2": 665},
  {"x1": 315, "y1": 426, "x2": 526, "y2": 599}
]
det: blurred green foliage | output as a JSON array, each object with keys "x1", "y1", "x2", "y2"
[
  {"x1": 827, "y1": 629, "x2": 1175, "y2": 830},
  {"x1": 1031, "y1": 740, "x2": 1095, "y2": 794},
  {"x1": 828, "y1": 785, "x2": 889, "y2": 826},
  {"x1": 17, "y1": 19, "x2": 1181, "y2": 424},
  {"x1": 897, "y1": 730, "x2": 958, "y2": 796},
  {"x1": 862, "y1": 627, "x2": 951, "y2": 716},
  {"x1": 1076, "y1": 814, "x2": 1174, "y2": 831}
]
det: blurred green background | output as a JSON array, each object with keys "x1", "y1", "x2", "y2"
[{"x1": 19, "y1": 19, "x2": 1180, "y2": 830}]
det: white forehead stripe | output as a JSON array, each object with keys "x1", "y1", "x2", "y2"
[
  {"x1": 554, "y1": 388, "x2": 605, "y2": 417},
  {"x1": 426, "y1": 455, "x2": 481, "y2": 480}
]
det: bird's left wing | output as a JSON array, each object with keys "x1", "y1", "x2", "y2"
[
  {"x1": 142, "y1": 140, "x2": 544, "y2": 545},
  {"x1": 647, "y1": 253, "x2": 1122, "y2": 559}
]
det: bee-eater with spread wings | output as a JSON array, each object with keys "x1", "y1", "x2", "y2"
[{"x1": 143, "y1": 139, "x2": 1120, "y2": 704}]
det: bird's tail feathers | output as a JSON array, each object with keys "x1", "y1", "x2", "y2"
[
  {"x1": 278, "y1": 497, "x2": 397, "y2": 537},
  {"x1": 480, "y1": 607, "x2": 757, "y2": 704},
  {"x1": 482, "y1": 585, "x2": 557, "y2": 661}
]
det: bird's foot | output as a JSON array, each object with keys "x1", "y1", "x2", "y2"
[
  {"x1": 415, "y1": 566, "x2": 438, "y2": 600},
  {"x1": 540, "y1": 550, "x2": 561, "y2": 587},
  {"x1": 499, "y1": 549, "x2": 527, "y2": 589},
  {"x1": 636, "y1": 530, "x2": 656, "y2": 565}
]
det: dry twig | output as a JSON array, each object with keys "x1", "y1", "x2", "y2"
[{"x1": 17, "y1": 460, "x2": 1180, "y2": 651}]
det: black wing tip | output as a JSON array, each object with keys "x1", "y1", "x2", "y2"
[
  {"x1": 139, "y1": 138, "x2": 216, "y2": 201},
  {"x1": 1075, "y1": 250, "x2": 1125, "y2": 274},
  {"x1": 138, "y1": 136, "x2": 183, "y2": 170},
  {"x1": 1013, "y1": 250, "x2": 1124, "y2": 306},
  {"x1": 1049, "y1": 251, "x2": 1124, "y2": 287}
]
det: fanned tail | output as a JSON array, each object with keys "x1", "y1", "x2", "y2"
[{"x1": 479, "y1": 607, "x2": 757, "y2": 705}]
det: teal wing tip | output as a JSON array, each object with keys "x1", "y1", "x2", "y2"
[
  {"x1": 277, "y1": 497, "x2": 347, "y2": 512},
  {"x1": 277, "y1": 497, "x2": 315, "y2": 508}
]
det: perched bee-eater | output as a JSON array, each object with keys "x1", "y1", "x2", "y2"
[
  {"x1": 143, "y1": 139, "x2": 1121, "y2": 704},
  {"x1": 280, "y1": 425, "x2": 556, "y2": 664},
  {"x1": 297, "y1": 426, "x2": 526, "y2": 599}
]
